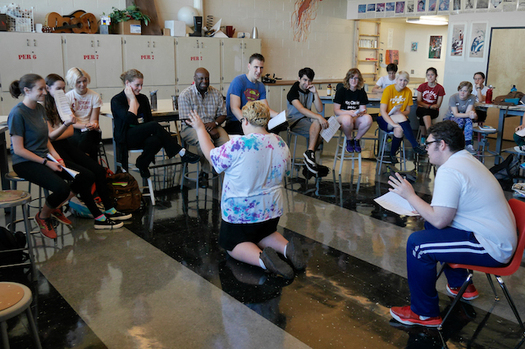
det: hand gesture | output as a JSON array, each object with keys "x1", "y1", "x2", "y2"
[
  {"x1": 307, "y1": 84, "x2": 317, "y2": 94},
  {"x1": 516, "y1": 124, "x2": 525, "y2": 132},
  {"x1": 186, "y1": 110, "x2": 205, "y2": 131},
  {"x1": 318, "y1": 116, "x2": 329, "y2": 129},
  {"x1": 388, "y1": 172, "x2": 415, "y2": 200},
  {"x1": 124, "y1": 86, "x2": 135, "y2": 101}
]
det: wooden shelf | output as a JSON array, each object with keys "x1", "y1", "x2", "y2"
[
  {"x1": 358, "y1": 59, "x2": 378, "y2": 62},
  {"x1": 359, "y1": 34, "x2": 380, "y2": 37},
  {"x1": 358, "y1": 47, "x2": 379, "y2": 50}
]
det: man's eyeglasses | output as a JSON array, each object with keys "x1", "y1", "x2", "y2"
[{"x1": 425, "y1": 140, "x2": 439, "y2": 149}]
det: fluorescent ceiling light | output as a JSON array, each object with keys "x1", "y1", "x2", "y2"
[{"x1": 406, "y1": 16, "x2": 448, "y2": 25}]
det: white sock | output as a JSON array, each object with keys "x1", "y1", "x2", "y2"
[
  {"x1": 179, "y1": 148, "x2": 186, "y2": 157},
  {"x1": 259, "y1": 258, "x2": 267, "y2": 269},
  {"x1": 283, "y1": 244, "x2": 288, "y2": 259}
]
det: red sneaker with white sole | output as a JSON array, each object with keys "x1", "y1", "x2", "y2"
[
  {"x1": 390, "y1": 306, "x2": 442, "y2": 327},
  {"x1": 446, "y1": 283, "x2": 479, "y2": 300}
]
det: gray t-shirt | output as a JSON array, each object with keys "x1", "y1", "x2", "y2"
[
  {"x1": 286, "y1": 81, "x2": 315, "y2": 124},
  {"x1": 445, "y1": 93, "x2": 475, "y2": 119},
  {"x1": 8, "y1": 102, "x2": 49, "y2": 165}
]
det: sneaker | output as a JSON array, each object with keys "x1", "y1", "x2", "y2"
[
  {"x1": 346, "y1": 139, "x2": 355, "y2": 153},
  {"x1": 105, "y1": 211, "x2": 132, "y2": 221},
  {"x1": 198, "y1": 171, "x2": 209, "y2": 188},
  {"x1": 389, "y1": 154, "x2": 399, "y2": 164},
  {"x1": 94, "y1": 217, "x2": 124, "y2": 230},
  {"x1": 138, "y1": 166, "x2": 151, "y2": 179},
  {"x1": 303, "y1": 150, "x2": 318, "y2": 174},
  {"x1": 286, "y1": 237, "x2": 306, "y2": 270},
  {"x1": 446, "y1": 283, "x2": 479, "y2": 300},
  {"x1": 51, "y1": 207, "x2": 72, "y2": 226},
  {"x1": 354, "y1": 139, "x2": 362, "y2": 153},
  {"x1": 514, "y1": 146, "x2": 525, "y2": 154},
  {"x1": 390, "y1": 306, "x2": 442, "y2": 327},
  {"x1": 180, "y1": 150, "x2": 200, "y2": 164},
  {"x1": 260, "y1": 247, "x2": 294, "y2": 279},
  {"x1": 413, "y1": 145, "x2": 427, "y2": 155},
  {"x1": 466, "y1": 144, "x2": 476, "y2": 154},
  {"x1": 35, "y1": 212, "x2": 57, "y2": 239}
]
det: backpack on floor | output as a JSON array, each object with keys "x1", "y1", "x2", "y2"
[
  {"x1": 106, "y1": 171, "x2": 142, "y2": 212},
  {"x1": 489, "y1": 153, "x2": 520, "y2": 191},
  {"x1": 0, "y1": 226, "x2": 27, "y2": 266}
]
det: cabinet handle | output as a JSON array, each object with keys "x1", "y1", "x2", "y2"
[
  {"x1": 91, "y1": 40, "x2": 94, "y2": 47},
  {"x1": 244, "y1": 43, "x2": 246, "y2": 49},
  {"x1": 240, "y1": 43, "x2": 242, "y2": 49},
  {"x1": 97, "y1": 40, "x2": 100, "y2": 47},
  {"x1": 33, "y1": 39, "x2": 37, "y2": 46},
  {"x1": 153, "y1": 41, "x2": 156, "y2": 48},
  {"x1": 147, "y1": 41, "x2": 150, "y2": 47},
  {"x1": 26, "y1": 39, "x2": 30, "y2": 46}
]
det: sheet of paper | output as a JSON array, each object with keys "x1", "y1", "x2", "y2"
[
  {"x1": 516, "y1": 128, "x2": 525, "y2": 137},
  {"x1": 388, "y1": 104, "x2": 401, "y2": 115},
  {"x1": 47, "y1": 154, "x2": 79, "y2": 178},
  {"x1": 320, "y1": 116, "x2": 341, "y2": 142},
  {"x1": 53, "y1": 89, "x2": 73, "y2": 124},
  {"x1": 374, "y1": 191, "x2": 420, "y2": 216},
  {"x1": 268, "y1": 110, "x2": 286, "y2": 130}
]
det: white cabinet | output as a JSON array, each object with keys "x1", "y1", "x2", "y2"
[
  {"x1": 221, "y1": 39, "x2": 261, "y2": 84},
  {"x1": 175, "y1": 37, "x2": 221, "y2": 85},
  {"x1": 62, "y1": 35, "x2": 123, "y2": 88},
  {"x1": 0, "y1": 33, "x2": 64, "y2": 92},
  {"x1": 122, "y1": 36, "x2": 175, "y2": 86},
  {"x1": 266, "y1": 85, "x2": 290, "y2": 113}
]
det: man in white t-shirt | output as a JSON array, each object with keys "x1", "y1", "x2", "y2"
[
  {"x1": 387, "y1": 120, "x2": 517, "y2": 327},
  {"x1": 372, "y1": 63, "x2": 398, "y2": 93}
]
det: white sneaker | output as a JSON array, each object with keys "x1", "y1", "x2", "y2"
[
  {"x1": 514, "y1": 146, "x2": 525, "y2": 154},
  {"x1": 466, "y1": 145, "x2": 476, "y2": 154}
]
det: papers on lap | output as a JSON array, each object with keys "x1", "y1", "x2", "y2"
[
  {"x1": 374, "y1": 191, "x2": 420, "y2": 216},
  {"x1": 320, "y1": 116, "x2": 341, "y2": 142}
]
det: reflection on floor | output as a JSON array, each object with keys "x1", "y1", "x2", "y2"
[{"x1": 2, "y1": 141, "x2": 525, "y2": 349}]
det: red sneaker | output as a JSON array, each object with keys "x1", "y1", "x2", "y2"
[
  {"x1": 35, "y1": 212, "x2": 57, "y2": 239},
  {"x1": 390, "y1": 306, "x2": 442, "y2": 327},
  {"x1": 51, "y1": 207, "x2": 72, "y2": 226},
  {"x1": 446, "y1": 283, "x2": 479, "y2": 300}
]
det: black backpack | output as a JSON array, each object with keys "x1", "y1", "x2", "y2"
[
  {"x1": 0, "y1": 226, "x2": 28, "y2": 266},
  {"x1": 489, "y1": 153, "x2": 520, "y2": 191}
]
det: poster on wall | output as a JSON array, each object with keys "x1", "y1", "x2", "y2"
[
  {"x1": 469, "y1": 22, "x2": 487, "y2": 58},
  {"x1": 518, "y1": 0, "x2": 525, "y2": 9},
  {"x1": 450, "y1": 23, "x2": 465, "y2": 57},
  {"x1": 376, "y1": 3, "x2": 386, "y2": 17},
  {"x1": 411, "y1": 42, "x2": 418, "y2": 51},
  {"x1": 417, "y1": 0, "x2": 427, "y2": 11},
  {"x1": 396, "y1": 1, "x2": 406, "y2": 15},
  {"x1": 429, "y1": 0, "x2": 438, "y2": 11},
  {"x1": 502, "y1": 0, "x2": 518, "y2": 11},
  {"x1": 463, "y1": 0, "x2": 475, "y2": 11},
  {"x1": 429, "y1": 35, "x2": 442, "y2": 59},
  {"x1": 367, "y1": 3, "x2": 377, "y2": 17},
  {"x1": 385, "y1": 2, "x2": 396, "y2": 16},
  {"x1": 358, "y1": 4, "x2": 367, "y2": 18},
  {"x1": 438, "y1": 0, "x2": 451, "y2": 12},
  {"x1": 476, "y1": 0, "x2": 489, "y2": 10}
]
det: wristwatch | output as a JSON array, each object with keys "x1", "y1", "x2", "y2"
[
  {"x1": 42, "y1": 159, "x2": 48, "y2": 165},
  {"x1": 215, "y1": 121, "x2": 219, "y2": 126}
]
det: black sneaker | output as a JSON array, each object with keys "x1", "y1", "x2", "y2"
[
  {"x1": 303, "y1": 150, "x2": 318, "y2": 174},
  {"x1": 138, "y1": 166, "x2": 151, "y2": 178},
  {"x1": 181, "y1": 150, "x2": 200, "y2": 164},
  {"x1": 105, "y1": 211, "x2": 132, "y2": 221},
  {"x1": 286, "y1": 237, "x2": 306, "y2": 270},
  {"x1": 389, "y1": 154, "x2": 399, "y2": 164},
  {"x1": 94, "y1": 218, "x2": 124, "y2": 230},
  {"x1": 260, "y1": 247, "x2": 294, "y2": 279}
]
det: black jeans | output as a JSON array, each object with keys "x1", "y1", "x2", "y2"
[
  {"x1": 126, "y1": 122, "x2": 182, "y2": 170},
  {"x1": 70, "y1": 129, "x2": 101, "y2": 162}
]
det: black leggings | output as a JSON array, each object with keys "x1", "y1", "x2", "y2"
[
  {"x1": 70, "y1": 129, "x2": 101, "y2": 162},
  {"x1": 13, "y1": 160, "x2": 103, "y2": 218}
]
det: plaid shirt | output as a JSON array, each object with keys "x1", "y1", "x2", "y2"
[{"x1": 178, "y1": 84, "x2": 226, "y2": 124}]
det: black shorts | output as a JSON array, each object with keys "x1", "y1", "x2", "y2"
[
  {"x1": 219, "y1": 217, "x2": 280, "y2": 251},
  {"x1": 416, "y1": 107, "x2": 439, "y2": 125}
]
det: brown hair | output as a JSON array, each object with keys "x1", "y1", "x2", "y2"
[
  {"x1": 242, "y1": 101, "x2": 270, "y2": 127},
  {"x1": 120, "y1": 69, "x2": 144, "y2": 85},
  {"x1": 9, "y1": 73, "x2": 43, "y2": 99},
  {"x1": 458, "y1": 81, "x2": 473, "y2": 93},
  {"x1": 343, "y1": 68, "x2": 364, "y2": 90},
  {"x1": 44, "y1": 74, "x2": 66, "y2": 127}
]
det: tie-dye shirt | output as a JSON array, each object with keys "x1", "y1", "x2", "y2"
[{"x1": 210, "y1": 133, "x2": 290, "y2": 224}]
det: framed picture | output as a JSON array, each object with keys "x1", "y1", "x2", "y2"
[
  {"x1": 411, "y1": 42, "x2": 418, "y2": 51},
  {"x1": 429, "y1": 35, "x2": 442, "y2": 59},
  {"x1": 450, "y1": 23, "x2": 465, "y2": 58},
  {"x1": 469, "y1": 22, "x2": 488, "y2": 58}
]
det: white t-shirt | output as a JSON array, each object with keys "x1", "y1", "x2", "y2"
[
  {"x1": 210, "y1": 133, "x2": 290, "y2": 224},
  {"x1": 432, "y1": 150, "x2": 517, "y2": 263},
  {"x1": 375, "y1": 75, "x2": 396, "y2": 89},
  {"x1": 66, "y1": 89, "x2": 102, "y2": 124},
  {"x1": 474, "y1": 86, "x2": 488, "y2": 103}
]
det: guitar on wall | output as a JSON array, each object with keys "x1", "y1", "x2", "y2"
[{"x1": 44, "y1": 11, "x2": 98, "y2": 34}]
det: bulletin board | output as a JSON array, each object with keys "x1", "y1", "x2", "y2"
[{"x1": 486, "y1": 27, "x2": 525, "y2": 140}]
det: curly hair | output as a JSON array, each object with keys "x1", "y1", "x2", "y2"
[
  {"x1": 242, "y1": 101, "x2": 270, "y2": 127},
  {"x1": 44, "y1": 74, "x2": 65, "y2": 127},
  {"x1": 428, "y1": 120, "x2": 465, "y2": 152},
  {"x1": 342, "y1": 68, "x2": 364, "y2": 90}
]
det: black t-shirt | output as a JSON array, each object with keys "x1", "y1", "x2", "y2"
[
  {"x1": 286, "y1": 81, "x2": 312, "y2": 106},
  {"x1": 333, "y1": 88, "x2": 369, "y2": 111}
]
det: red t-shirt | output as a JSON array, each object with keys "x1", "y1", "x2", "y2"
[{"x1": 417, "y1": 82, "x2": 446, "y2": 105}]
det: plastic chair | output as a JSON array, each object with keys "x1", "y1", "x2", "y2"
[{"x1": 437, "y1": 198, "x2": 525, "y2": 334}]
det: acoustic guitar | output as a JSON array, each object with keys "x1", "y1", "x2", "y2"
[{"x1": 44, "y1": 11, "x2": 98, "y2": 34}]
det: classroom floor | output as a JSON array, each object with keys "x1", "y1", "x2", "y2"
[{"x1": 2, "y1": 137, "x2": 525, "y2": 349}]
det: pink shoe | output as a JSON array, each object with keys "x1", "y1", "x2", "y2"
[{"x1": 390, "y1": 306, "x2": 442, "y2": 327}]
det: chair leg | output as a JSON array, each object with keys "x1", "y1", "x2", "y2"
[
  {"x1": 438, "y1": 272, "x2": 473, "y2": 331},
  {"x1": 485, "y1": 273, "x2": 499, "y2": 301},
  {"x1": 25, "y1": 308, "x2": 42, "y2": 349},
  {"x1": 1, "y1": 320, "x2": 9, "y2": 349},
  {"x1": 495, "y1": 275, "x2": 525, "y2": 332},
  {"x1": 147, "y1": 178, "x2": 155, "y2": 206}
]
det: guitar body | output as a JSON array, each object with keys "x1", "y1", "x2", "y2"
[
  {"x1": 45, "y1": 12, "x2": 72, "y2": 33},
  {"x1": 65, "y1": 10, "x2": 86, "y2": 19},
  {"x1": 75, "y1": 13, "x2": 98, "y2": 34}
]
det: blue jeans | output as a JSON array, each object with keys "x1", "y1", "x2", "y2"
[{"x1": 407, "y1": 222, "x2": 503, "y2": 317}]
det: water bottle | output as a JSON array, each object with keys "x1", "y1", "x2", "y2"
[
  {"x1": 485, "y1": 85, "x2": 493, "y2": 104},
  {"x1": 150, "y1": 90, "x2": 158, "y2": 111},
  {"x1": 511, "y1": 85, "x2": 517, "y2": 93},
  {"x1": 326, "y1": 84, "x2": 332, "y2": 97}
]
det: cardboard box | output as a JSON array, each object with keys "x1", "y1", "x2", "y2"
[{"x1": 113, "y1": 20, "x2": 141, "y2": 35}]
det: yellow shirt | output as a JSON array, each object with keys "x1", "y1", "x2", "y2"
[{"x1": 380, "y1": 84, "x2": 413, "y2": 113}]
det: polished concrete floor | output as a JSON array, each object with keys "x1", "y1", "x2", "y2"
[{"x1": 1, "y1": 138, "x2": 525, "y2": 349}]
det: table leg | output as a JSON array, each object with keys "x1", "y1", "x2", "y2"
[{"x1": 495, "y1": 109, "x2": 506, "y2": 165}]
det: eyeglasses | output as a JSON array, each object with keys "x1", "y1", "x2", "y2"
[{"x1": 425, "y1": 140, "x2": 439, "y2": 149}]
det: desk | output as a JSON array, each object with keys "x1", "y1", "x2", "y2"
[
  {"x1": 100, "y1": 99, "x2": 180, "y2": 171},
  {"x1": 476, "y1": 103, "x2": 525, "y2": 164}
]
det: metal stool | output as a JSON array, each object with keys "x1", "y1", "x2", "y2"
[
  {"x1": 286, "y1": 129, "x2": 309, "y2": 183},
  {"x1": 0, "y1": 191, "x2": 37, "y2": 279},
  {"x1": 332, "y1": 130, "x2": 362, "y2": 175},
  {"x1": 5, "y1": 172, "x2": 49, "y2": 226},
  {"x1": 0, "y1": 282, "x2": 42, "y2": 349},
  {"x1": 473, "y1": 125, "x2": 499, "y2": 163},
  {"x1": 376, "y1": 129, "x2": 406, "y2": 174}
]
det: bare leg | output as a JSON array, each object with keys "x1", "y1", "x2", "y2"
[
  {"x1": 422, "y1": 115, "x2": 432, "y2": 136},
  {"x1": 228, "y1": 242, "x2": 264, "y2": 267},
  {"x1": 258, "y1": 231, "x2": 289, "y2": 255},
  {"x1": 308, "y1": 121, "x2": 321, "y2": 151},
  {"x1": 337, "y1": 115, "x2": 355, "y2": 139},
  {"x1": 354, "y1": 114, "x2": 373, "y2": 140}
]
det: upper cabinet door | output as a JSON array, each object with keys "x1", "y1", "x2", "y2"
[
  {"x1": 123, "y1": 36, "x2": 175, "y2": 86},
  {"x1": 221, "y1": 39, "x2": 244, "y2": 84},
  {"x1": 175, "y1": 38, "x2": 201, "y2": 86},
  {"x1": 198, "y1": 38, "x2": 221, "y2": 85},
  {"x1": 0, "y1": 33, "x2": 63, "y2": 92}
]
